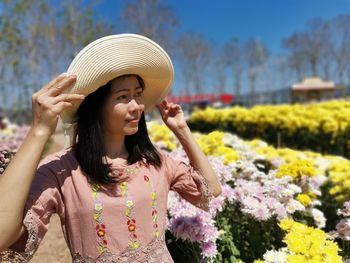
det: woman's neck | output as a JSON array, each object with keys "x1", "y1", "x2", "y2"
[{"x1": 103, "y1": 133, "x2": 128, "y2": 160}]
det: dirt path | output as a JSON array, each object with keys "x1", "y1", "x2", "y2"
[{"x1": 32, "y1": 132, "x2": 71, "y2": 262}]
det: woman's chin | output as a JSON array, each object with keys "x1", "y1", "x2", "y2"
[{"x1": 124, "y1": 127, "x2": 138, "y2": 135}]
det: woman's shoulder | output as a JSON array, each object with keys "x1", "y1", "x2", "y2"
[
  {"x1": 154, "y1": 145, "x2": 169, "y2": 158},
  {"x1": 38, "y1": 147, "x2": 76, "y2": 168},
  {"x1": 30, "y1": 148, "x2": 77, "y2": 191},
  {"x1": 154, "y1": 146, "x2": 182, "y2": 163}
]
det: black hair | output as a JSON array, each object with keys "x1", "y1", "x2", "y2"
[{"x1": 72, "y1": 75, "x2": 162, "y2": 185}]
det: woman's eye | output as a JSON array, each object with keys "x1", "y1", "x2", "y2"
[
  {"x1": 117, "y1": 91, "x2": 143, "y2": 100},
  {"x1": 117, "y1": 95, "x2": 127, "y2": 100}
]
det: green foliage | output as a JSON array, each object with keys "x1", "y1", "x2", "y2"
[
  {"x1": 318, "y1": 180, "x2": 343, "y2": 232},
  {"x1": 216, "y1": 202, "x2": 285, "y2": 263},
  {"x1": 213, "y1": 214, "x2": 241, "y2": 263},
  {"x1": 166, "y1": 230, "x2": 202, "y2": 263}
]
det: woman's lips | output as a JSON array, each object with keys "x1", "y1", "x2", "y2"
[{"x1": 127, "y1": 119, "x2": 139, "y2": 124}]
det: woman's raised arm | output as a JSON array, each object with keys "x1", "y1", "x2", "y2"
[{"x1": 0, "y1": 73, "x2": 83, "y2": 250}]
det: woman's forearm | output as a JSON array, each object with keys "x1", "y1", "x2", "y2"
[
  {"x1": 0, "y1": 128, "x2": 50, "y2": 250},
  {"x1": 173, "y1": 125, "x2": 222, "y2": 197}
]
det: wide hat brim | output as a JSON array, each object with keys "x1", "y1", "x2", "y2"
[{"x1": 60, "y1": 33, "x2": 174, "y2": 124}]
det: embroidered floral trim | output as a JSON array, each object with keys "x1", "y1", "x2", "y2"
[
  {"x1": 143, "y1": 175, "x2": 159, "y2": 238},
  {"x1": 190, "y1": 165, "x2": 216, "y2": 212},
  {"x1": 72, "y1": 235, "x2": 174, "y2": 263},
  {"x1": 119, "y1": 180, "x2": 140, "y2": 249},
  {"x1": 119, "y1": 166, "x2": 141, "y2": 249},
  {"x1": 0, "y1": 209, "x2": 39, "y2": 262},
  {"x1": 90, "y1": 165, "x2": 141, "y2": 253},
  {"x1": 91, "y1": 184, "x2": 109, "y2": 253}
]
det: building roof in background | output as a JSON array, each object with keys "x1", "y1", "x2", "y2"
[{"x1": 292, "y1": 77, "x2": 336, "y2": 91}]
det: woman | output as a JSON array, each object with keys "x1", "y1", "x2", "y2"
[{"x1": 0, "y1": 34, "x2": 222, "y2": 262}]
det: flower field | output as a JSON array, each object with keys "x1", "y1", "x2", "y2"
[
  {"x1": 0, "y1": 117, "x2": 30, "y2": 152},
  {"x1": 0, "y1": 116, "x2": 30, "y2": 173},
  {"x1": 147, "y1": 121, "x2": 350, "y2": 262},
  {"x1": 2, "y1": 115, "x2": 350, "y2": 262},
  {"x1": 188, "y1": 100, "x2": 350, "y2": 159}
]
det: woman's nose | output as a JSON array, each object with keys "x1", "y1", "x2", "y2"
[{"x1": 129, "y1": 99, "x2": 144, "y2": 111}]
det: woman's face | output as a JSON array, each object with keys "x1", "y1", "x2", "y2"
[{"x1": 102, "y1": 75, "x2": 145, "y2": 136}]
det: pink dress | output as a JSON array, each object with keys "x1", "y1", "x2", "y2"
[{"x1": 0, "y1": 147, "x2": 213, "y2": 262}]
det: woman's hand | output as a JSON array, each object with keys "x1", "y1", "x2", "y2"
[
  {"x1": 156, "y1": 99, "x2": 188, "y2": 132},
  {"x1": 31, "y1": 73, "x2": 85, "y2": 137}
]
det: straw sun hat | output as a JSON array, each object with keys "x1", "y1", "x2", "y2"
[{"x1": 59, "y1": 33, "x2": 174, "y2": 125}]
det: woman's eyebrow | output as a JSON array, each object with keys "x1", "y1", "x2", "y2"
[{"x1": 114, "y1": 86, "x2": 144, "y2": 94}]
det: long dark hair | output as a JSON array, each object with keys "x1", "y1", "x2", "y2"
[{"x1": 72, "y1": 74, "x2": 162, "y2": 185}]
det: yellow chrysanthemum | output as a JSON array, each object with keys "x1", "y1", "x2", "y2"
[
  {"x1": 287, "y1": 254, "x2": 307, "y2": 263},
  {"x1": 279, "y1": 219, "x2": 342, "y2": 262},
  {"x1": 296, "y1": 194, "x2": 312, "y2": 207},
  {"x1": 276, "y1": 160, "x2": 316, "y2": 179},
  {"x1": 190, "y1": 100, "x2": 350, "y2": 137},
  {"x1": 279, "y1": 219, "x2": 294, "y2": 231},
  {"x1": 327, "y1": 158, "x2": 350, "y2": 202},
  {"x1": 147, "y1": 121, "x2": 177, "y2": 150},
  {"x1": 196, "y1": 131, "x2": 240, "y2": 164}
]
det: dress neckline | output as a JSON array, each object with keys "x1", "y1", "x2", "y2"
[
  {"x1": 109, "y1": 160, "x2": 140, "y2": 169},
  {"x1": 65, "y1": 148, "x2": 144, "y2": 170}
]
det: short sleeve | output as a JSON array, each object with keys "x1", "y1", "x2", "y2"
[
  {"x1": 161, "y1": 150, "x2": 215, "y2": 212},
  {"x1": 0, "y1": 154, "x2": 65, "y2": 262}
]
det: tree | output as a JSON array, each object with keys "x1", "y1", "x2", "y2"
[
  {"x1": 282, "y1": 33, "x2": 309, "y2": 81},
  {"x1": 119, "y1": 0, "x2": 179, "y2": 55},
  {"x1": 0, "y1": 0, "x2": 35, "y2": 109},
  {"x1": 223, "y1": 37, "x2": 243, "y2": 98},
  {"x1": 283, "y1": 19, "x2": 330, "y2": 79},
  {"x1": 176, "y1": 32, "x2": 212, "y2": 95},
  {"x1": 245, "y1": 37, "x2": 268, "y2": 105},
  {"x1": 212, "y1": 47, "x2": 228, "y2": 94},
  {"x1": 0, "y1": 0, "x2": 112, "y2": 117},
  {"x1": 306, "y1": 18, "x2": 332, "y2": 78},
  {"x1": 60, "y1": 0, "x2": 113, "y2": 60},
  {"x1": 331, "y1": 14, "x2": 350, "y2": 84}
]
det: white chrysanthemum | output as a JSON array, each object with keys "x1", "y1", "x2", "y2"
[
  {"x1": 311, "y1": 208, "x2": 326, "y2": 228},
  {"x1": 287, "y1": 184, "x2": 302, "y2": 194},
  {"x1": 263, "y1": 249, "x2": 287, "y2": 263},
  {"x1": 286, "y1": 199, "x2": 305, "y2": 213}
]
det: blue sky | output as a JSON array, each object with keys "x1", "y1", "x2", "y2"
[
  {"x1": 96, "y1": 1, "x2": 350, "y2": 95},
  {"x1": 98, "y1": 0, "x2": 350, "y2": 54},
  {"x1": 172, "y1": 0, "x2": 350, "y2": 53}
]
